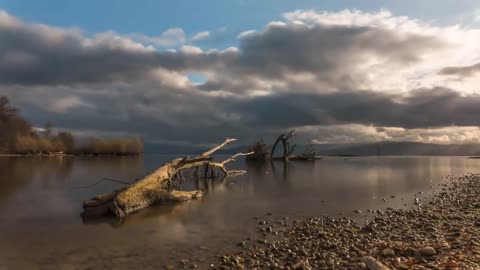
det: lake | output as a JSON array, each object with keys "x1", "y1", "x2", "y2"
[{"x1": 1, "y1": 155, "x2": 479, "y2": 269}]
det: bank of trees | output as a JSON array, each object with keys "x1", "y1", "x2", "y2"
[
  {"x1": 0, "y1": 96, "x2": 143, "y2": 156},
  {"x1": 76, "y1": 137, "x2": 143, "y2": 156}
]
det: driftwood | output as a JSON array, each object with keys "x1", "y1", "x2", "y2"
[
  {"x1": 247, "y1": 130, "x2": 319, "y2": 161},
  {"x1": 289, "y1": 143, "x2": 317, "y2": 161},
  {"x1": 271, "y1": 130, "x2": 296, "y2": 160},
  {"x1": 82, "y1": 138, "x2": 252, "y2": 218}
]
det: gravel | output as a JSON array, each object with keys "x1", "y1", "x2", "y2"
[{"x1": 207, "y1": 174, "x2": 480, "y2": 269}]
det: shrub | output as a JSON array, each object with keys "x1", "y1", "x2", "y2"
[
  {"x1": 78, "y1": 137, "x2": 143, "y2": 156},
  {"x1": 246, "y1": 139, "x2": 270, "y2": 160}
]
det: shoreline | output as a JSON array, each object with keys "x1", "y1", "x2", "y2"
[
  {"x1": 0, "y1": 153, "x2": 142, "y2": 157},
  {"x1": 207, "y1": 174, "x2": 480, "y2": 269}
]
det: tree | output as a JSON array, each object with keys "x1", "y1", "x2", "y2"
[
  {"x1": 57, "y1": 132, "x2": 75, "y2": 153},
  {"x1": 0, "y1": 96, "x2": 32, "y2": 153},
  {"x1": 271, "y1": 130, "x2": 296, "y2": 160},
  {"x1": 0, "y1": 96, "x2": 17, "y2": 116},
  {"x1": 43, "y1": 122, "x2": 53, "y2": 138}
]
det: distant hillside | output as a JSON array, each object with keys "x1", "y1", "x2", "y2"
[{"x1": 145, "y1": 141, "x2": 480, "y2": 156}]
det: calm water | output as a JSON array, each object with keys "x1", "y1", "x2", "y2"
[{"x1": 1, "y1": 155, "x2": 479, "y2": 269}]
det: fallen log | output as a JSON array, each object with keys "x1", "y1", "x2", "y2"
[{"x1": 82, "y1": 138, "x2": 252, "y2": 218}]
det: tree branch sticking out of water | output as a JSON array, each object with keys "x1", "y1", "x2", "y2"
[{"x1": 82, "y1": 138, "x2": 253, "y2": 218}]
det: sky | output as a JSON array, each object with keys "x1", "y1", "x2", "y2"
[{"x1": 2, "y1": 0, "x2": 480, "y2": 146}]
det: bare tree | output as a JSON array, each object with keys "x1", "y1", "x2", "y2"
[
  {"x1": 43, "y1": 122, "x2": 52, "y2": 138},
  {"x1": 271, "y1": 130, "x2": 296, "y2": 160}
]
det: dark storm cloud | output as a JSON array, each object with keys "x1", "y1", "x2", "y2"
[
  {"x1": 439, "y1": 62, "x2": 480, "y2": 78},
  {"x1": 224, "y1": 87, "x2": 480, "y2": 129},
  {"x1": 17, "y1": 86, "x2": 480, "y2": 144}
]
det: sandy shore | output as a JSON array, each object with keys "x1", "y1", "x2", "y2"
[{"x1": 206, "y1": 174, "x2": 480, "y2": 269}]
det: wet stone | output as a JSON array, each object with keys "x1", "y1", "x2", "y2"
[
  {"x1": 420, "y1": 247, "x2": 437, "y2": 256},
  {"x1": 381, "y1": 248, "x2": 395, "y2": 257}
]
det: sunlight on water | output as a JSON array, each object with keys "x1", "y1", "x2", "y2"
[{"x1": 1, "y1": 156, "x2": 479, "y2": 269}]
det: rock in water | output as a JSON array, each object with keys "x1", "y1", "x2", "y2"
[{"x1": 362, "y1": 256, "x2": 390, "y2": 270}]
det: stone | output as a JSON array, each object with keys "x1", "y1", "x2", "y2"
[
  {"x1": 361, "y1": 225, "x2": 375, "y2": 233},
  {"x1": 419, "y1": 247, "x2": 437, "y2": 256},
  {"x1": 381, "y1": 248, "x2": 395, "y2": 257},
  {"x1": 362, "y1": 256, "x2": 390, "y2": 270}
]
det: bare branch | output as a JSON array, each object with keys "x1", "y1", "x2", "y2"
[
  {"x1": 178, "y1": 156, "x2": 213, "y2": 166},
  {"x1": 286, "y1": 129, "x2": 295, "y2": 139},
  {"x1": 287, "y1": 144, "x2": 296, "y2": 156},
  {"x1": 199, "y1": 138, "x2": 237, "y2": 157},
  {"x1": 227, "y1": 170, "x2": 247, "y2": 176},
  {"x1": 221, "y1": 151, "x2": 254, "y2": 165}
]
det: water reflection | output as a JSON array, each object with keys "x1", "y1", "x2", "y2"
[
  {"x1": 0, "y1": 157, "x2": 74, "y2": 208},
  {"x1": 1, "y1": 156, "x2": 480, "y2": 269}
]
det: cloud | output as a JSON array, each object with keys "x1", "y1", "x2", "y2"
[
  {"x1": 48, "y1": 96, "x2": 94, "y2": 113},
  {"x1": 237, "y1": 30, "x2": 256, "y2": 39},
  {"x1": 224, "y1": 87, "x2": 480, "y2": 129},
  {"x1": 191, "y1": 31, "x2": 210, "y2": 41},
  {"x1": 129, "y1": 27, "x2": 186, "y2": 46},
  {"x1": 227, "y1": 19, "x2": 443, "y2": 92},
  {"x1": 180, "y1": 45, "x2": 204, "y2": 54},
  {"x1": 308, "y1": 125, "x2": 480, "y2": 145},
  {"x1": 2, "y1": 9, "x2": 480, "y2": 145},
  {"x1": 0, "y1": 12, "x2": 236, "y2": 85},
  {"x1": 439, "y1": 62, "x2": 480, "y2": 77}
]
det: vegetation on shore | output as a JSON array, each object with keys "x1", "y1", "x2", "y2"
[{"x1": 0, "y1": 96, "x2": 143, "y2": 156}]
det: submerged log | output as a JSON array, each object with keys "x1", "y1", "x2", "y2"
[{"x1": 82, "y1": 138, "x2": 252, "y2": 218}]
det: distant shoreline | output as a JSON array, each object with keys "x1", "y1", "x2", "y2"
[
  {"x1": 0, "y1": 154, "x2": 22, "y2": 157},
  {"x1": 0, "y1": 153, "x2": 142, "y2": 157}
]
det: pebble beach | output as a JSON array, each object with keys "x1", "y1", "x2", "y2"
[{"x1": 209, "y1": 174, "x2": 480, "y2": 270}]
